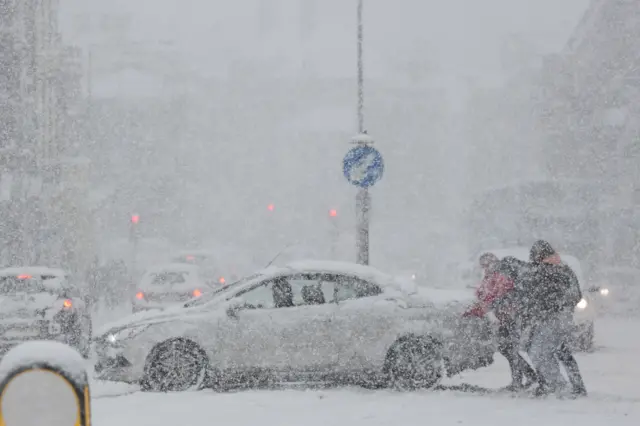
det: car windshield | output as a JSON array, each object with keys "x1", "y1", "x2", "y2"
[
  {"x1": 183, "y1": 273, "x2": 265, "y2": 307},
  {"x1": 149, "y1": 271, "x2": 189, "y2": 286},
  {"x1": 0, "y1": 276, "x2": 54, "y2": 295}
]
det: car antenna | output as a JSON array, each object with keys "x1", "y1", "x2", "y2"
[{"x1": 264, "y1": 242, "x2": 297, "y2": 268}]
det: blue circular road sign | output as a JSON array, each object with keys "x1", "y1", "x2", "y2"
[{"x1": 343, "y1": 145, "x2": 384, "y2": 188}]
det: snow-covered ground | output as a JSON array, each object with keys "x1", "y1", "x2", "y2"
[{"x1": 89, "y1": 316, "x2": 638, "y2": 426}]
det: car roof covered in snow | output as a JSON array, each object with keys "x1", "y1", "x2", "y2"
[
  {"x1": 0, "y1": 267, "x2": 66, "y2": 278},
  {"x1": 171, "y1": 250, "x2": 217, "y2": 258},
  {"x1": 143, "y1": 263, "x2": 201, "y2": 274},
  {"x1": 481, "y1": 247, "x2": 584, "y2": 284},
  {"x1": 281, "y1": 260, "x2": 415, "y2": 292}
]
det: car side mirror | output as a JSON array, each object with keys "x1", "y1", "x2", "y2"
[{"x1": 225, "y1": 299, "x2": 255, "y2": 318}]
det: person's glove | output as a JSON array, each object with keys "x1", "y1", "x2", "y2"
[{"x1": 463, "y1": 302, "x2": 485, "y2": 317}]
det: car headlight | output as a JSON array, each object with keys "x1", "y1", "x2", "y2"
[
  {"x1": 105, "y1": 324, "x2": 150, "y2": 344},
  {"x1": 600, "y1": 288, "x2": 609, "y2": 296},
  {"x1": 576, "y1": 298, "x2": 588, "y2": 310}
]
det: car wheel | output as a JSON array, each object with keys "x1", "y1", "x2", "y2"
[
  {"x1": 141, "y1": 338, "x2": 209, "y2": 392},
  {"x1": 385, "y1": 334, "x2": 444, "y2": 390}
]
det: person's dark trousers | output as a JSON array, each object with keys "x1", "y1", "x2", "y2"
[
  {"x1": 497, "y1": 319, "x2": 538, "y2": 388},
  {"x1": 556, "y1": 342, "x2": 587, "y2": 396}
]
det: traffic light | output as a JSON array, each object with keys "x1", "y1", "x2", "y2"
[
  {"x1": 267, "y1": 203, "x2": 275, "y2": 212},
  {"x1": 329, "y1": 209, "x2": 338, "y2": 217},
  {"x1": 129, "y1": 213, "x2": 141, "y2": 243}
]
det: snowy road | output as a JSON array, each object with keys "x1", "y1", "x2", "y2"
[{"x1": 91, "y1": 317, "x2": 638, "y2": 426}]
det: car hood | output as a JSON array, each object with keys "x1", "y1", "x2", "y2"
[
  {"x1": 411, "y1": 286, "x2": 476, "y2": 307},
  {"x1": 95, "y1": 303, "x2": 210, "y2": 337},
  {"x1": 0, "y1": 293, "x2": 61, "y2": 318}
]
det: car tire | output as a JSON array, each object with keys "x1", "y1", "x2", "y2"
[
  {"x1": 384, "y1": 334, "x2": 444, "y2": 390},
  {"x1": 141, "y1": 338, "x2": 209, "y2": 392}
]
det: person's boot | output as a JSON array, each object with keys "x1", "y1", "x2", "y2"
[
  {"x1": 571, "y1": 385, "x2": 588, "y2": 397},
  {"x1": 533, "y1": 384, "x2": 555, "y2": 398}
]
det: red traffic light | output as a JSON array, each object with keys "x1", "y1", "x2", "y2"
[
  {"x1": 131, "y1": 214, "x2": 140, "y2": 224},
  {"x1": 329, "y1": 209, "x2": 338, "y2": 217},
  {"x1": 267, "y1": 204, "x2": 275, "y2": 212}
]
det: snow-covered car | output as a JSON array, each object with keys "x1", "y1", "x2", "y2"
[
  {"x1": 587, "y1": 267, "x2": 637, "y2": 316},
  {"x1": 170, "y1": 250, "x2": 247, "y2": 285},
  {"x1": 132, "y1": 264, "x2": 214, "y2": 313},
  {"x1": 0, "y1": 267, "x2": 92, "y2": 357},
  {"x1": 469, "y1": 248, "x2": 596, "y2": 351},
  {"x1": 95, "y1": 261, "x2": 496, "y2": 392}
]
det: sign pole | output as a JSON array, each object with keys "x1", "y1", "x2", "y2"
[
  {"x1": 356, "y1": 188, "x2": 370, "y2": 265},
  {"x1": 355, "y1": 0, "x2": 369, "y2": 266},
  {"x1": 343, "y1": 0, "x2": 382, "y2": 267}
]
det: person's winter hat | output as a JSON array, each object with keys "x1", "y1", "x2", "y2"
[
  {"x1": 479, "y1": 252, "x2": 499, "y2": 268},
  {"x1": 529, "y1": 240, "x2": 556, "y2": 263}
]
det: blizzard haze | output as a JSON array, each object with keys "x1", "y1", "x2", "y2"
[{"x1": 56, "y1": 0, "x2": 588, "y2": 274}]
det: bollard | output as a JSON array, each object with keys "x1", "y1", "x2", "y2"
[{"x1": 0, "y1": 341, "x2": 91, "y2": 426}]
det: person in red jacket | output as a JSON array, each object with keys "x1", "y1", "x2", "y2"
[{"x1": 464, "y1": 253, "x2": 538, "y2": 390}]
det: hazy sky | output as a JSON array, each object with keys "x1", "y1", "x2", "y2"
[
  {"x1": 60, "y1": 0, "x2": 590, "y2": 84},
  {"x1": 56, "y1": 0, "x2": 593, "y2": 268}
]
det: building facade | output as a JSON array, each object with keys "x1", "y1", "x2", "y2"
[
  {"x1": 535, "y1": 0, "x2": 640, "y2": 269},
  {"x1": 0, "y1": 0, "x2": 88, "y2": 271}
]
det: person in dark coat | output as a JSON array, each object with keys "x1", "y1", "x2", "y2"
[
  {"x1": 516, "y1": 240, "x2": 585, "y2": 397},
  {"x1": 464, "y1": 254, "x2": 538, "y2": 390}
]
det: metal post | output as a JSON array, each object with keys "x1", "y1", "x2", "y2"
[
  {"x1": 356, "y1": 0, "x2": 364, "y2": 134},
  {"x1": 355, "y1": 0, "x2": 370, "y2": 265},
  {"x1": 356, "y1": 189, "x2": 370, "y2": 265}
]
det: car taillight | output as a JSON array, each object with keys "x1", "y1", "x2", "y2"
[
  {"x1": 135, "y1": 291, "x2": 145, "y2": 300},
  {"x1": 193, "y1": 289, "x2": 202, "y2": 297},
  {"x1": 63, "y1": 299, "x2": 72, "y2": 309},
  {"x1": 218, "y1": 277, "x2": 226, "y2": 284}
]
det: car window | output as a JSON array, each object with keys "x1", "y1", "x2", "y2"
[
  {"x1": 150, "y1": 271, "x2": 188, "y2": 286},
  {"x1": 328, "y1": 274, "x2": 382, "y2": 302},
  {"x1": 234, "y1": 274, "x2": 337, "y2": 308},
  {"x1": 289, "y1": 274, "x2": 335, "y2": 305},
  {"x1": 238, "y1": 280, "x2": 276, "y2": 309}
]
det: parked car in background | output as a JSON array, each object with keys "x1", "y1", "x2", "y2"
[
  {"x1": 0, "y1": 267, "x2": 92, "y2": 357},
  {"x1": 132, "y1": 263, "x2": 211, "y2": 313},
  {"x1": 588, "y1": 267, "x2": 636, "y2": 316},
  {"x1": 95, "y1": 261, "x2": 496, "y2": 392},
  {"x1": 170, "y1": 250, "x2": 248, "y2": 285}
]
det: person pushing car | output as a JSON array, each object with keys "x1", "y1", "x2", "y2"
[{"x1": 464, "y1": 253, "x2": 538, "y2": 390}]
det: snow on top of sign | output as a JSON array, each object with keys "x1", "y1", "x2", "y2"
[{"x1": 0, "y1": 341, "x2": 87, "y2": 384}]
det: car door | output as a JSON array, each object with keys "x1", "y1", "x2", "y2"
[
  {"x1": 229, "y1": 273, "x2": 339, "y2": 374},
  {"x1": 268, "y1": 273, "x2": 340, "y2": 374},
  {"x1": 220, "y1": 278, "x2": 285, "y2": 371},
  {"x1": 328, "y1": 275, "x2": 406, "y2": 372}
]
